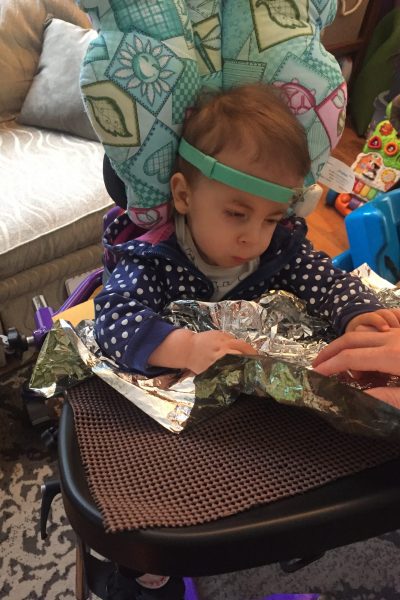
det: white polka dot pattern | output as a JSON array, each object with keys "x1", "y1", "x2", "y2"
[{"x1": 95, "y1": 216, "x2": 384, "y2": 374}]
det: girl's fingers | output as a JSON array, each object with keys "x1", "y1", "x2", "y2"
[
  {"x1": 390, "y1": 308, "x2": 400, "y2": 325},
  {"x1": 354, "y1": 309, "x2": 400, "y2": 331},
  {"x1": 363, "y1": 313, "x2": 390, "y2": 331},
  {"x1": 377, "y1": 310, "x2": 400, "y2": 328},
  {"x1": 352, "y1": 324, "x2": 382, "y2": 332},
  {"x1": 230, "y1": 339, "x2": 258, "y2": 354}
]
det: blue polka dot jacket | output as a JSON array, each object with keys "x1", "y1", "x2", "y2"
[{"x1": 94, "y1": 213, "x2": 383, "y2": 376}]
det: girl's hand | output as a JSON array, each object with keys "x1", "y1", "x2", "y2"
[
  {"x1": 185, "y1": 330, "x2": 258, "y2": 374},
  {"x1": 345, "y1": 308, "x2": 400, "y2": 333},
  {"x1": 148, "y1": 329, "x2": 257, "y2": 374}
]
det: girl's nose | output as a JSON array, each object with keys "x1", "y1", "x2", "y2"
[{"x1": 238, "y1": 225, "x2": 260, "y2": 245}]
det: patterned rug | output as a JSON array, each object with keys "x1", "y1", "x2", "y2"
[
  {"x1": 1, "y1": 366, "x2": 400, "y2": 600},
  {"x1": 0, "y1": 366, "x2": 76, "y2": 599}
]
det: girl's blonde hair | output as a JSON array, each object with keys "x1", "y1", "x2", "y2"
[{"x1": 177, "y1": 83, "x2": 311, "y2": 184}]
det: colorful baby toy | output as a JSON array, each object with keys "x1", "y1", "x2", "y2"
[
  {"x1": 77, "y1": 0, "x2": 346, "y2": 228},
  {"x1": 328, "y1": 94, "x2": 400, "y2": 216}
]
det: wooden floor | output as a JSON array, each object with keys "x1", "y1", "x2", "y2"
[{"x1": 306, "y1": 120, "x2": 365, "y2": 259}]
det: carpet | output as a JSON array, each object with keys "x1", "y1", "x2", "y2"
[{"x1": 1, "y1": 366, "x2": 400, "y2": 600}]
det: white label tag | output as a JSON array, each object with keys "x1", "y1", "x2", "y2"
[
  {"x1": 65, "y1": 269, "x2": 97, "y2": 295},
  {"x1": 318, "y1": 156, "x2": 355, "y2": 193}
]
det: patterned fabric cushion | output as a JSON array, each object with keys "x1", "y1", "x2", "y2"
[
  {"x1": 79, "y1": 0, "x2": 203, "y2": 228},
  {"x1": 222, "y1": 0, "x2": 347, "y2": 183},
  {"x1": 78, "y1": 0, "x2": 346, "y2": 228}
]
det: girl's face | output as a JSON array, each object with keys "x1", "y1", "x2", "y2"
[{"x1": 171, "y1": 144, "x2": 303, "y2": 268}]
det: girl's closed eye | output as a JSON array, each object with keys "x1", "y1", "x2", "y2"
[{"x1": 225, "y1": 209, "x2": 246, "y2": 218}]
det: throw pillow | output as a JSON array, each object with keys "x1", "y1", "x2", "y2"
[
  {"x1": 18, "y1": 17, "x2": 98, "y2": 141},
  {"x1": 0, "y1": 0, "x2": 92, "y2": 121}
]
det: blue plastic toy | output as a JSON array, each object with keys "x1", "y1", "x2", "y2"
[{"x1": 333, "y1": 188, "x2": 400, "y2": 284}]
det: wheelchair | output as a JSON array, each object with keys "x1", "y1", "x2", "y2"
[{"x1": 2, "y1": 159, "x2": 395, "y2": 599}]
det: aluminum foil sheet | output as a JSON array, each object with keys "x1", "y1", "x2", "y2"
[
  {"x1": 29, "y1": 265, "x2": 400, "y2": 437},
  {"x1": 162, "y1": 290, "x2": 333, "y2": 368},
  {"x1": 352, "y1": 263, "x2": 400, "y2": 307},
  {"x1": 195, "y1": 354, "x2": 400, "y2": 440},
  {"x1": 29, "y1": 318, "x2": 95, "y2": 397}
]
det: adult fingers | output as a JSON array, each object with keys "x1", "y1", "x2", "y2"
[
  {"x1": 312, "y1": 331, "x2": 387, "y2": 367},
  {"x1": 365, "y1": 386, "x2": 400, "y2": 409},
  {"x1": 313, "y1": 346, "x2": 390, "y2": 377}
]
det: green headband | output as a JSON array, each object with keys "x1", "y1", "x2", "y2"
[{"x1": 178, "y1": 138, "x2": 301, "y2": 204}]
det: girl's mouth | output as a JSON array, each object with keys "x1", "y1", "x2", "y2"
[{"x1": 232, "y1": 256, "x2": 248, "y2": 264}]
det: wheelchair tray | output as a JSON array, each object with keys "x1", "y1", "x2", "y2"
[{"x1": 59, "y1": 375, "x2": 400, "y2": 576}]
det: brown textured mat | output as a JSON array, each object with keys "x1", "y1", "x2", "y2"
[{"x1": 68, "y1": 376, "x2": 400, "y2": 533}]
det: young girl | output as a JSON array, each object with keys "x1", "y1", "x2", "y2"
[{"x1": 94, "y1": 83, "x2": 400, "y2": 376}]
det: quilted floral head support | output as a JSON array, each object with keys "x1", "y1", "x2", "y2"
[{"x1": 78, "y1": 0, "x2": 346, "y2": 228}]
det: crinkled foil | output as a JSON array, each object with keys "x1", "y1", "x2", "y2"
[
  {"x1": 163, "y1": 290, "x2": 333, "y2": 367},
  {"x1": 29, "y1": 266, "x2": 400, "y2": 437},
  {"x1": 195, "y1": 354, "x2": 400, "y2": 440},
  {"x1": 352, "y1": 263, "x2": 400, "y2": 308},
  {"x1": 29, "y1": 319, "x2": 95, "y2": 397}
]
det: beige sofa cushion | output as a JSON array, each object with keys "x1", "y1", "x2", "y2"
[
  {"x1": 0, "y1": 0, "x2": 92, "y2": 121},
  {"x1": 0, "y1": 120, "x2": 113, "y2": 279}
]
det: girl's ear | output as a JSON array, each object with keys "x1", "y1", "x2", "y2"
[{"x1": 171, "y1": 172, "x2": 190, "y2": 214}]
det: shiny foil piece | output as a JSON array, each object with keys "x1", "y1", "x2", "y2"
[
  {"x1": 195, "y1": 354, "x2": 400, "y2": 440},
  {"x1": 28, "y1": 276, "x2": 400, "y2": 437},
  {"x1": 29, "y1": 319, "x2": 95, "y2": 397},
  {"x1": 164, "y1": 290, "x2": 332, "y2": 367}
]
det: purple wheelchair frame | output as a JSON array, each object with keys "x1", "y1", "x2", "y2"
[{"x1": 30, "y1": 206, "x2": 122, "y2": 350}]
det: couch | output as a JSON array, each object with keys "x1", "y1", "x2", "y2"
[{"x1": 0, "y1": 0, "x2": 113, "y2": 364}]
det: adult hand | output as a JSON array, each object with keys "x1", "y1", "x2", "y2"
[
  {"x1": 345, "y1": 308, "x2": 400, "y2": 333},
  {"x1": 312, "y1": 330, "x2": 400, "y2": 406}
]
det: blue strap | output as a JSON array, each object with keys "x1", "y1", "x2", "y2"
[{"x1": 178, "y1": 138, "x2": 301, "y2": 203}]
